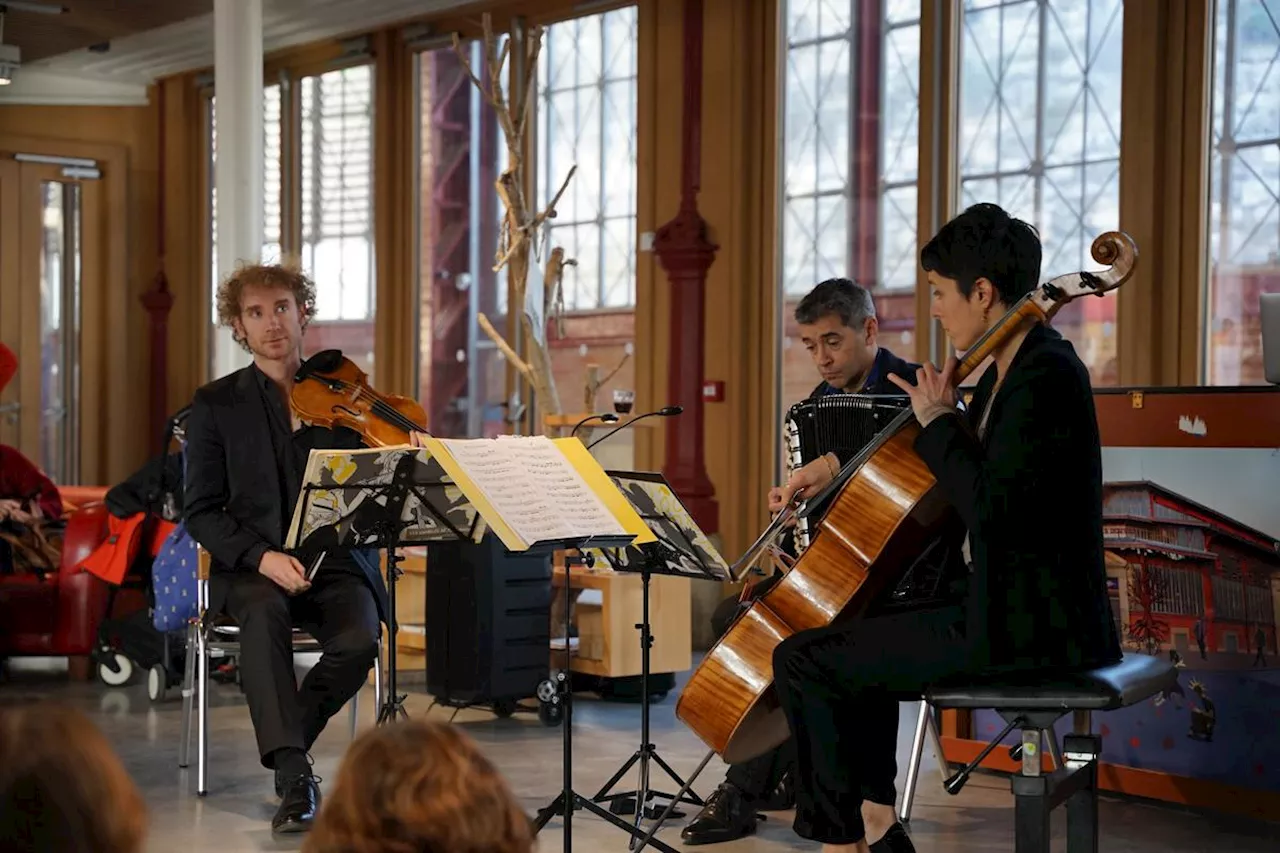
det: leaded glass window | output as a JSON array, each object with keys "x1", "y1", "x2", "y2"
[
  {"x1": 537, "y1": 6, "x2": 639, "y2": 310},
  {"x1": 958, "y1": 0, "x2": 1124, "y2": 385}
]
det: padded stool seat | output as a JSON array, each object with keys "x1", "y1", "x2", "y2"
[
  {"x1": 927, "y1": 653, "x2": 1177, "y2": 711},
  {"x1": 922, "y1": 653, "x2": 1178, "y2": 853}
]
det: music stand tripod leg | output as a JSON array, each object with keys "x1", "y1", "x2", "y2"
[
  {"x1": 591, "y1": 565, "x2": 704, "y2": 831},
  {"x1": 376, "y1": 539, "x2": 409, "y2": 723},
  {"x1": 532, "y1": 550, "x2": 686, "y2": 853}
]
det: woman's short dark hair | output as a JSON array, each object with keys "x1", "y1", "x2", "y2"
[
  {"x1": 920, "y1": 203, "x2": 1042, "y2": 305},
  {"x1": 794, "y1": 278, "x2": 876, "y2": 328}
]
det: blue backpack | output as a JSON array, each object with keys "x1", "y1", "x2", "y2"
[
  {"x1": 149, "y1": 410, "x2": 199, "y2": 633},
  {"x1": 151, "y1": 522, "x2": 198, "y2": 633}
]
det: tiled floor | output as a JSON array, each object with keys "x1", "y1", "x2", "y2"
[{"x1": 1, "y1": 659, "x2": 1275, "y2": 852}]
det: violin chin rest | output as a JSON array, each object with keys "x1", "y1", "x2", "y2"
[{"x1": 296, "y1": 348, "x2": 344, "y2": 381}]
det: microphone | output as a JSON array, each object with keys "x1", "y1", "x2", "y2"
[
  {"x1": 570, "y1": 412, "x2": 620, "y2": 439},
  {"x1": 586, "y1": 406, "x2": 683, "y2": 450}
]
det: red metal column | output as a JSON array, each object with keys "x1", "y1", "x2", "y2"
[
  {"x1": 654, "y1": 0, "x2": 718, "y2": 534},
  {"x1": 142, "y1": 84, "x2": 173, "y2": 452},
  {"x1": 851, "y1": 0, "x2": 882, "y2": 288},
  {"x1": 423, "y1": 49, "x2": 493, "y2": 437}
]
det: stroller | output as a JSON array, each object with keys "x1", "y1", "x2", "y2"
[{"x1": 88, "y1": 407, "x2": 235, "y2": 701}]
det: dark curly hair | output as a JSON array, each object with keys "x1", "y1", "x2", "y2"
[
  {"x1": 302, "y1": 720, "x2": 532, "y2": 853},
  {"x1": 215, "y1": 261, "x2": 318, "y2": 352}
]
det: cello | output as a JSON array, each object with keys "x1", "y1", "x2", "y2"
[
  {"x1": 675, "y1": 230, "x2": 1138, "y2": 764},
  {"x1": 289, "y1": 349, "x2": 429, "y2": 446}
]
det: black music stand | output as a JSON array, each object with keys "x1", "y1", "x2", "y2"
[
  {"x1": 287, "y1": 446, "x2": 481, "y2": 724},
  {"x1": 528, "y1": 533, "x2": 651, "y2": 853},
  {"x1": 586, "y1": 470, "x2": 730, "y2": 851}
]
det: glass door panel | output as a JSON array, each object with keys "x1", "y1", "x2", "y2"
[
  {"x1": 2, "y1": 159, "x2": 88, "y2": 485},
  {"x1": 37, "y1": 179, "x2": 81, "y2": 483},
  {"x1": 0, "y1": 160, "x2": 19, "y2": 449}
]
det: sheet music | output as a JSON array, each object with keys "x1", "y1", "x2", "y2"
[{"x1": 438, "y1": 435, "x2": 627, "y2": 547}]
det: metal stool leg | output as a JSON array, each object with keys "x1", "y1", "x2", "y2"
[
  {"x1": 350, "y1": 683, "x2": 361, "y2": 739},
  {"x1": 926, "y1": 701, "x2": 948, "y2": 784},
  {"x1": 373, "y1": 651, "x2": 384, "y2": 718},
  {"x1": 899, "y1": 700, "x2": 931, "y2": 822},
  {"x1": 1047, "y1": 728, "x2": 1065, "y2": 770},
  {"x1": 197, "y1": 626, "x2": 209, "y2": 796},
  {"x1": 178, "y1": 620, "x2": 197, "y2": 768}
]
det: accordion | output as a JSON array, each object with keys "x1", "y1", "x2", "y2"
[{"x1": 783, "y1": 393, "x2": 911, "y2": 554}]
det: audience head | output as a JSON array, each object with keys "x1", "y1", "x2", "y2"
[
  {"x1": 921, "y1": 202, "x2": 1042, "y2": 349},
  {"x1": 303, "y1": 719, "x2": 532, "y2": 853},
  {"x1": 0, "y1": 704, "x2": 147, "y2": 853},
  {"x1": 215, "y1": 261, "x2": 317, "y2": 360},
  {"x1": 794, "y1": 277, "x2": 880, "y2": 392}
]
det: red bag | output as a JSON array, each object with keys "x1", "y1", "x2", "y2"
[{"x1": 79, "y1": 513, "x2": 175, "y2": 585}]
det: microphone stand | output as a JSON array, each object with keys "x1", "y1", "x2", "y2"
[
  {"x1": 586, "y1": 407, "x2": 683, "y2": 451},
  {"x1": 571, "y1": 412, "x2": 620, "y2": 440}
]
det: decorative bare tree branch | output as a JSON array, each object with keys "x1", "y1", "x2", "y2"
[{"x1": 452, "y1": 14, "x2": 578, "y2": 431}]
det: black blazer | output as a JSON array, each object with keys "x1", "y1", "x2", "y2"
[
  {"x1": 184, "y1": 366, "x2": 390, "y2": 624},
  {"x1": 913, "y1": 324, "x2": 1122, "y2": 672}
]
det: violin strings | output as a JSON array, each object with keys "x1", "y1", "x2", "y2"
[{"x1": 308, "y1": 377, "x2": 427, "y2": 435}]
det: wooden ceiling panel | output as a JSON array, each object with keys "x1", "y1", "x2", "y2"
[{"x1": 5, "y1": 0, "x2": 213, "y2": 63}]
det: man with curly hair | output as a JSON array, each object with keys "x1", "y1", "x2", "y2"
[{"x1": 185, "y1": 263, "x2": 387, "y2": 834}]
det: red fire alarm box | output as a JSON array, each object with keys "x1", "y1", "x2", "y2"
[{"x1": 702, "y1": 380, "x2": 725, "y2": 402}]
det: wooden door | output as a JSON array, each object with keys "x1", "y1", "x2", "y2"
[
  {"x1": 0, "y1": 160, "x2": 21, "y2": 448},
  {"x1": 0, "y1": 157, "x2": 102, "y2": 484}
]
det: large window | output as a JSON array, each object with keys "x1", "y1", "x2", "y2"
[
  {"x1": 957, "y1": 0, "x2": 1124, "y2": 386},
  {"x1": 207, "y1": 63, "x2": 375, "y2": 381},
  {"x1": 413, "y1": 7, "x2": 639, "y2": 439},
  {"x1": 300, "y1": 65, "x2": 377, "y2": 377},
  {"x1": 1205, "y1": 0, "x2": 1280, "y2": 386},
  {"x1": 208, "y1": 84, "x2": 284, "y2": 378},
  {"x1": 537, "y1": 7, "x2": 639, "y2": 310},
  {"x1": 778, "y1": 0, "x2": 921, "y2": 459}
]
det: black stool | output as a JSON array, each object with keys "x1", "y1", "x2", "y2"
[{"x1": 925, "y1": 653, "x2": 1178, "y2": 853}]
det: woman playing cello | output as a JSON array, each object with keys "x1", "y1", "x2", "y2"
[{"x1": 767, "y1": 204, "x2": 1124, "y2": 852}]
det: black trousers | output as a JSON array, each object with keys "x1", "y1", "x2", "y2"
[
  {"x1": 224, "y1": 569, "x2": 381, "y2": 769},
  {"x1": 711, "y1": 579, "x2": 796, "y2": 801},
  {"x1": 772, "y1": 603, "x2": 974, "y2": 845}
]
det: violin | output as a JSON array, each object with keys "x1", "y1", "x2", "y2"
[{"x1": 290, "y1": 349, "x2": 428, "y2": 447}]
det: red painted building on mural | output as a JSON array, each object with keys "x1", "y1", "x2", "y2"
[{"x1": 1102, "y1": 481, "x2": 1280, "y2": 662}]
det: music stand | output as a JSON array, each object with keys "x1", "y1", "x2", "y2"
[
  {"x1": 585, "y1": 470, "x2": 729, "y2": 851},
  {"x1": 525, "y1": 532, "x2": 679, "y2": 853},
  {"x1": 287, "y1": 446, "x2": 481, "y2": 723}
]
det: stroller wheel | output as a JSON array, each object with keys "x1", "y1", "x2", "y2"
[
  {"x1": 147, "y1": 664, "x2": 169, "y2": 702},
  {"x1": 97, "y1": 653, "x2": 133, "y2": 686}
]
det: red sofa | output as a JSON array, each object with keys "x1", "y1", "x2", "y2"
[{"x1": 0, "y1": 486, "x2": 115, "y2": 678}]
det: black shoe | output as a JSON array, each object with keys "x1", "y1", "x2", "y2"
[
  {"x1": 679, "y1": 783, "x2": 757, "y2": 846},
  {"x1": 755, "y1": 771, "x2": 794, "y2": 811},
  {"x1": 272, "y1": 774, "x2": 321, "y2": 834},
  {"x1": 869, "y1": 822, "x2": 915, "y2": 852},
  {"x1": 274, "y1": 752, "x2": 315, "y2": 798}
]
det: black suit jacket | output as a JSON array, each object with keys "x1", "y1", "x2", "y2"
[
  {"x1": 913, "y1": 324, "x2": 1122, "y2": 672},
  {"x1": 184, "y1": 366, "x2": 390, "y2": 624}
]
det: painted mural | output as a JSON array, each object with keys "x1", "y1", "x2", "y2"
[{"x1": 971, "y1": 434, "x2": 1280, "y2": 797}]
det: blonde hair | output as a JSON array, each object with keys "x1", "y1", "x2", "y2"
[
  {"x1": 215, "y1": 261, "x2": 317, "y2": 352},
  {"x1": 304, "y1": 720, "x2": 532, "y2": 853},
  {"x1": 0, "y1": 704, "x2": 147, "y2": 853}
]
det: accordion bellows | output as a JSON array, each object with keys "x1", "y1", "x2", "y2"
[{"x1": 784, "y1": 393, "x2": 912, "y2": 553}]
